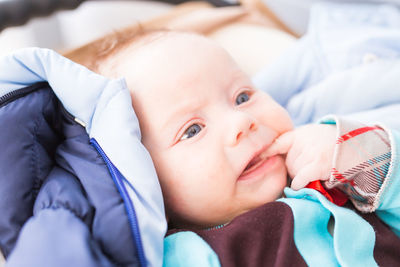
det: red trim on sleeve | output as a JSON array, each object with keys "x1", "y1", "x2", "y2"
[
  {"x1": 337, "y1": 126, "x2": 381, "y2": 144},
  {"x1": 306, "y1": 180, "x2": 348, "y2": 206}
]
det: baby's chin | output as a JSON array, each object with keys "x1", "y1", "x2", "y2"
[
  {"x1": 208, "y1": 198, "x2": 284, "y2": 229},
  {"x1": 167, "y1": 186, "x2": 288, "y2": 230}
]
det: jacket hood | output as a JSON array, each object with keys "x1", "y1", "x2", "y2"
[{"x1": 0, "y1": 48, "x2": 167, "y2": 267}]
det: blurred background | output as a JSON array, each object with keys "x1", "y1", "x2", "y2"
[
  {"x1": 0, "y1": 0, "x2": 175, "y2": 57},
  {"x1": 0, "y1": 0, "x2": 317, "y2": 58}
]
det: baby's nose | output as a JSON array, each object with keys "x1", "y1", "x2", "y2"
[
  {"x1": 235, "y1": 122, "x2": 256, "y2": 142},
  {"x1": 226, "y1": 113, "x2": 257, "y2": 146}
]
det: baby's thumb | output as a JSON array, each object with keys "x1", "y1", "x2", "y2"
[
  {"x1": 265, "y1": 131, "x2": 294, "y2": 157},
  {"x1": 290, "y1": 164, "x2": 319, "y2": 190}
]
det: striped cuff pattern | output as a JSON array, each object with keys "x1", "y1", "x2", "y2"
[{"x1": 323, "y1": 117, "x2": 391, "y2": 212}]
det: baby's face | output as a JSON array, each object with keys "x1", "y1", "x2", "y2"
[{"x1": 117, "y1": 33, "x2": 293, "y2": 228}]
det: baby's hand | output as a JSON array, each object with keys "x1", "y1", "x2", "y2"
[{"x1": 266, "y1": 124, "x2": 337, "y2": 190}]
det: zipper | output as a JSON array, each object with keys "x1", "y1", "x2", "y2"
[
  {"x1": 1, "y1": 83, "x2": 147, "y2": 264},
  {"x1": 58, "y1": 102, "x2": 87, "y2": 128},
  {"x1": 0, "y1": 81, "x2": 86, "y2": 128},
  {"x1": 205, "y1": 222, "x2": 229, "y2": 231},
  {"x1": 0, "y1": 82, "x2": 49, "y2": 108},
  {"x1": 90, "y1": 138, "x2": 146, "y2": 267}
]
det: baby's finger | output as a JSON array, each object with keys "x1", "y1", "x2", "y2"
[
  {"x1": 290, "y1": 164, "x2": 320, "y2": 190},
  {"x1": 265, "y1": 131, "x2": 294, "y2": 157}
]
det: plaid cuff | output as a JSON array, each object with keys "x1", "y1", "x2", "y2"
[{"x1": 321, "y1": 116, "x2": 391, "y2": 212}]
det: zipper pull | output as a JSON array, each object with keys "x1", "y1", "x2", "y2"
[{"x1": 74, "y1": 117, "x2": 86, "y2": 128}]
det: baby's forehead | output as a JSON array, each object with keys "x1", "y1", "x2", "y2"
[
  {"x1": 122, "y1": 31, "x2": 246, "y2": 128},
  {"x1": 122, "y1": 34, "x2": 237, "y2": 88},
  {"x1": 111, "y1": 31, "x2": 225, "y2": 80},
  {"x1": 122, "y1": 31, "x2": 215, "y2": 58}
]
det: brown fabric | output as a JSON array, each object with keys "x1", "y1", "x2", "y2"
[
  {"x1": 359, "y1": 211, "x2": 400, "y2": 266},
  {"x1": 168, "y1": 201, "x2": 307, "y2": 267},
  {"x1": 167, "y1": 201, "x2": 400, "y2": 266}
]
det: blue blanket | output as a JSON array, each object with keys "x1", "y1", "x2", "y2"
[{"x1": 253, "y1": 2, "x2": 400, "y2": 130}]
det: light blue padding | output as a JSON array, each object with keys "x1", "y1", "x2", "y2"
[
  {"x1": 252, "y1": 2, "x2": 400, "y2": 129},
  {"x1": 280, "y1": 188, "x2": 377, "y2": 267},
  {"x1": 163, "y1": 232, "x2": 221, "y2": 267},
  {"x1": 376, "y1": 130, "x2": 400, "y2": 237},
  {"x1": 0, "y1": 48, "x2": 167, "y2": 267}
]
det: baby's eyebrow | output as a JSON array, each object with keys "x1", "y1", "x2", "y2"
[
  {"x1": 161, "y1": 75, "x2": 249, "y2": 131},
  {"x1": 161, "y1": 99, "x2": 204, "y2": 131}
]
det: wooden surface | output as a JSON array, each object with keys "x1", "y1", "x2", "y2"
[{"x1": 64, "y1": 0, "x2": 295, "y2": 71}]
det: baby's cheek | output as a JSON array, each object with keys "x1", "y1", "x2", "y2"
[
  {"x1": 255, "y1": 100, "x2": 292, "y2": 133},
  {"x1": 279, "y1": 156, "x2": 290, "y2": 186},
  {"x1": 275, "y1": 108, "x2": 293, "y2": 132}
]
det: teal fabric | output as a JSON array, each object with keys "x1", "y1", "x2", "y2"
[
  {"x1": 277, "y1": 197, "x2": 338, "y2": 267},
  {"x1": 280, "y1": 188, "x2": 377, "y2": 267},
  {"x1": 163, "y1": 232, "x2": 221, "y2": 267},
  {"x1": 376, "y1": 130, "x2": 400, "y2": 237}
]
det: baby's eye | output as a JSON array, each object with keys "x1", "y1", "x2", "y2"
[
  {"x1": 235, "y1": 91, "x2": 250, "y2": 105},
  {"x1": 180, "y1": 123, "x2": 203, "y2": 140}
]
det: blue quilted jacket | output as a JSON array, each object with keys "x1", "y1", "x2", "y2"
[{"x1": 0, "y1": 48, "x2": 167, "y2": 267}]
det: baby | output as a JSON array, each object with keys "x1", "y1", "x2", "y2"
[
  {"x1": 96, "y1": 29, "x2": 348, "y2": 229},
  {"x1": 91, "y1": 29, "x2": 400, "y2": 266}
]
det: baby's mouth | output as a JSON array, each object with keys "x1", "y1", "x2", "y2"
[{"x1": 240, "y1": 150, "x2": 269, "y2": 177}]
